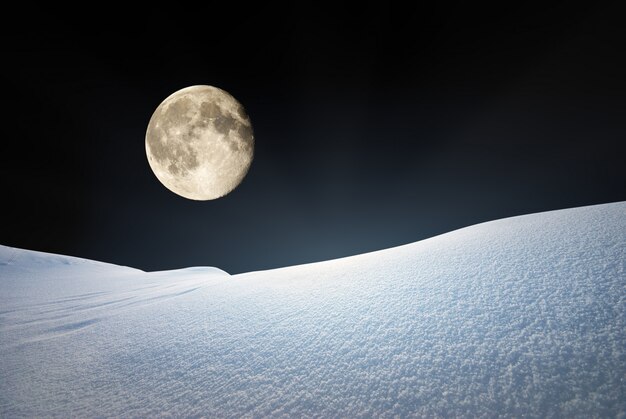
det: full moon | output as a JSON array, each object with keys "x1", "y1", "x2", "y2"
[{"x1": 145, "y1": 85, "x2": 254, "y2": 200}]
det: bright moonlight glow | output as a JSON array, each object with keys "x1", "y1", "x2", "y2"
[{"x1": 145, "y1": 85, "x2": 254, "y2": 200}]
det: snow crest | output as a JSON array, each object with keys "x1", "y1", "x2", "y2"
[{"x1": 1, "y1": 202, "x2": 625, "y2": 417}]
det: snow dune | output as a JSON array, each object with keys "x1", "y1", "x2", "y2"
[{"x1": 1, "y1": 202, "x2": 625, "y2": 417}]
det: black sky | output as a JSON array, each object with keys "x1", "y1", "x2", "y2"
[{"x1": 2, "y1": 3, "x2": 625, "y2": 273}]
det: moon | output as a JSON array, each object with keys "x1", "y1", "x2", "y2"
[{"x1": 145, "y1": 85, "x2": 254, "y2": 200}]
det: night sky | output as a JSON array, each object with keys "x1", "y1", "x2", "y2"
[{"x1": 2, "y1": 3, "x2": 625, "y2": 273}]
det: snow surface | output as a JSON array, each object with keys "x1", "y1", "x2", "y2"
[{"x1": 1, "y1": 202, "x2": 625, "y2": 417}]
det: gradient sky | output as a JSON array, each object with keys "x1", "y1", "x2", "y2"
[{"x1": 2, "y1": 3, "x2": 625, "y2": 273}]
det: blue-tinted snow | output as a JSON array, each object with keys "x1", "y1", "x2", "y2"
[{"x1": 1, "y1": 202, "x2": 625, "y2": 417}]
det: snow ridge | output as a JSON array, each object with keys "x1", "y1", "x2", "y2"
[{"x1": 1, "y1": 202, "x2": 625, "y2": 417}]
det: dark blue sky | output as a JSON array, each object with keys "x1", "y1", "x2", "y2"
[{"x1": 2, "y1": 3, "x2": 625, "y2": 273}]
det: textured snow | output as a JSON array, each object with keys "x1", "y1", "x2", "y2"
[{"x1": 1, "y1": 202, "x2": 625, "y2": 417}]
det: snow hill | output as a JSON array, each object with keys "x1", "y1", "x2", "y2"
[{"x1": 1, "y1": 202, "x2": 625, "y2": 417}]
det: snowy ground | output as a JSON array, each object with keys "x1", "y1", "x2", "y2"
[{"x1": 1, "y1": 202, "x2": 625, "y2": 417}]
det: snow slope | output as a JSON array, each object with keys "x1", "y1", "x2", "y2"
[{"x1": 1, "y1": 202, "x2": 625, "y2": 417}]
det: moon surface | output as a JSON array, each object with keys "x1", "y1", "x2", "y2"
[{"x1": 145, "y1": 85, "x2": 254, "y2": 200}]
